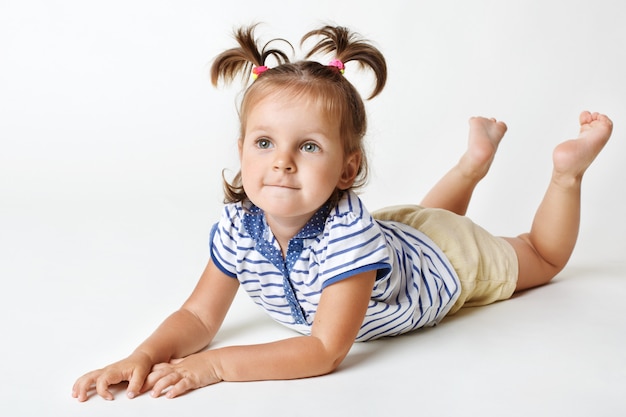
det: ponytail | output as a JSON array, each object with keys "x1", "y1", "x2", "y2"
[
  {"x1": 210, "y1": 24, "x2": 292, "y2": 87},
  {"x1": 301, "y1": 25, "x2": 387, "y2": 99}
]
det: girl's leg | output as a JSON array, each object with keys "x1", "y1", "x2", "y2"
[
  {"x1": 504, "y1": 111, "x2": 613, "y2": 291},
  {"x1": 421, "y1": 117, "x2": 508, "y2": 215}
]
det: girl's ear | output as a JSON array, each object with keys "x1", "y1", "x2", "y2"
[
  {"x1": 337, "y1": 152, "x2": 361, "y2": 190},
  {"x1": 238, "y1": 139, "x2": 243, "y2": 159}
]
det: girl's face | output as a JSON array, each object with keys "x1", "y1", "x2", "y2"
[{"x1": 239, "y1": 93, "x2": 359, "y2": 232}]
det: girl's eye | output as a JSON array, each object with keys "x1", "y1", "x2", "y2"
[
  {"x1": 256, "y1": 138, "x2": 272, "y2": 149},
  {"x1": 301, "y1": 142, "x2": 320, "y2": 153}
]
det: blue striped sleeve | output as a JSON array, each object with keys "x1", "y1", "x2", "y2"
[{"x1": 209, "y1": 207, "x2": 241, "y2": 279}]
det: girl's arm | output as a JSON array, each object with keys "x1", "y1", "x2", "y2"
[
  {"x1": 72, "y1": 260, "x2": 239, "y2": 401},
  {"x1": 137, "y1": 260, "x2": 239, "y2": 362},
  {"x1": 147, "y1": 269, "x2": 377, "y2": 398}
]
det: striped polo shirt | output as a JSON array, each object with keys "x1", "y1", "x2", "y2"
[{"x1": 210, "y1": 190, "x2": 460, "y2": 341}]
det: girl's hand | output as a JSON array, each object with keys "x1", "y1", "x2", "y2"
[
  {"x1": 146, "y1": 352, "x2": 223, "y2": 399},
  {"x1": 72, "y1": 352, "x2": 154, "y2": 402}
]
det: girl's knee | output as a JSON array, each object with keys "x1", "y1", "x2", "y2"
[{"x1": 504, "y1": 235, "x2": 562, "y2": 292}]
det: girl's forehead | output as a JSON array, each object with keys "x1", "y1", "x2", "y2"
[
  {"x1": 251, "y1": 89, "x2": 318, "y2": 108},
  {"x1": 242, "y1": 92, "x2": 342, "y2": 141},
  {"x1": 247, "y1": 89, "x2": 337, "y2": 123},
  {"x1": 247, "y1": 89, "x2": 341, "y2": 118}
]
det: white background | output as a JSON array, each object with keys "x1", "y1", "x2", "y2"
[{"x1": 1, "y1": 1, "x2": 625, "y2": 416}]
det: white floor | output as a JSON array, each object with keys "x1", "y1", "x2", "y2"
[{"x1": 1, "y1": 191, "x2": 625, "y2": 417}]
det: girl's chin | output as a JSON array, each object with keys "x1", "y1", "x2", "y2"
[
  {"x1": 261, "y1": 205, "x2": 312, "y2": 218},
  {"x1": 254, "y1": 201, "x2": 318, "y2": 221}
]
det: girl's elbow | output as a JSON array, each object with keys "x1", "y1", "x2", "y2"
[
  {"x1": 321, "y1": 348, "x2": 350, "y2": 375},
  {"x1": 310, "y1": 335, "x2": 354, "y2": 375},
  {"x1": 329, "y1": 355, "x2": 347, "y2": 373}
]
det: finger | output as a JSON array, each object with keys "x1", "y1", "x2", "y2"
[
  {"x1": 151, "y1": 362, "x2": 169, "y2": 371},
  {"x1": 166, "y1": 377, "x2": 194, "y2": 399},
  {"x1": 126, "y1": 365, "x2": 150, "y2": 399},
  {"x1": 144, "y1": 365, "x2": 170, "y2": 390},
  {"x1": 72, "y1": 384, "x2": 88, "y2": 402},
  {"x1": 72, "y1": 380, "x2": 84, "y2": 400},
  {"x1": 151, "y1": 372, "x2": 181, "y2": 398},
  {"x1": 73, "y1": 390, "x2": 90, "y2": 402},
  {"x1": 72, "y1": 372, "x2": 99, "y2": 402},
  {"x1": 95, "y1": 371, "x2": 123, "y2": 401},
  {"x1": 72, "y1": 382, "x2": 92, "y2": 402},
  {"x1": 95, "y1": 380, "x2": 114, "y2": 401}
]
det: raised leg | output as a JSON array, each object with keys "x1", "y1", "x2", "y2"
[
  {"x1": 504, "y1": 111, "x2": 613, "y2": 291},
  {"x1": 420, "y1": 117, "x2": 507, "y2": 215}
]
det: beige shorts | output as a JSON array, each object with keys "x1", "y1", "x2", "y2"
[{"x1": 372, "y1": 205, "x2": 519, "y2": 315}]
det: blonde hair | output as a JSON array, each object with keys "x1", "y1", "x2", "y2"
[{"x1": 211, "y1": 24, "x2": 387, "y2": 205}]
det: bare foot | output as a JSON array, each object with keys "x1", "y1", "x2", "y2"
[
  {"x1": 552, "y1": 111, "x2": 613, "y2": 183},
  {"x1": 458, "y1": 116, "x2": 508, "y2": 179},
  {"x1": 418, "y1": 116, "x2": 507, "y2": 214}
]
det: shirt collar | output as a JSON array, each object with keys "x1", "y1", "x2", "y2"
[{"x1": 242, "y1": 200, "x2": 332, "y2": 242}]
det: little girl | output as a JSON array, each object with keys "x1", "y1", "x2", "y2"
[{"x1": 72, "y1": 24, "x2": 613, "y2": 401}]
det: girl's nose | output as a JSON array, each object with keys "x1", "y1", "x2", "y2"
[{"x1": 273, "y1": 151, "x2": 296, "y2": 172}]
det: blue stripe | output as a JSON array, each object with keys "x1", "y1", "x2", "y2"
[
  {"x1": 239, "y1": 268, "x2": 282, "y2": 278},
  {"x1": 321, "y1": 263, "x2": 388, "y2": 289},
  {"x1": 328, "y1": 221, "x2": 376, "y2": 246}
]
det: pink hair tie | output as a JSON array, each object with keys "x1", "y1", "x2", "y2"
[
  {"x1": 328, "y1": 59, "x2": 345, "y2": 74},
  {"x1": 252, "y1": 65, "x2": 269, "y2": 80}
]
